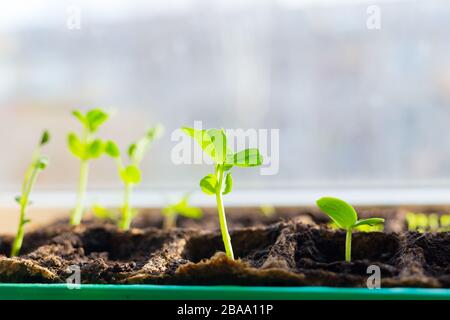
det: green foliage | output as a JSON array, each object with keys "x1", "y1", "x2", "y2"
[
  {"x1": 105, "y1": 125, "x2": 163, "y2": 230},
  {"x1": 405, "y1": 212, "x2": 450, "y2": 232},
  {"x1": 11, "y1": 131, "x2": 50, "y2": 257},
  {"x1": 68, "y1": 109, "x2": 111, "y2": 226},
  {"x1": 162, "y1": 194, "x2": 203, "y2": 229},
  {"x1": 316, "y1": 197, "x2": 385, "y2": 262},
  {"x1": 182, "y1": 127, "x2": 264, "y2": 260}
]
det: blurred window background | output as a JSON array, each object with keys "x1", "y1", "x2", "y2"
[{"x1": 1, "y1": 0, "x2": 450, "y2": 193}]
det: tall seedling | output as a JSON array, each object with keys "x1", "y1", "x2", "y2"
[
  {"x1": 67, "y1": 109, "x2": 109, "y2": 225},
  {"x1": 11, "y1": 131, "x2": 50, "y2": 257},
  {"x1": 182, "y1": 127, "x2": 263, "y2": 260}
]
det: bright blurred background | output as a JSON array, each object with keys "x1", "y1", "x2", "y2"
[{"x1": 1, "y1": 0, "x2": 450, "y2": 228}]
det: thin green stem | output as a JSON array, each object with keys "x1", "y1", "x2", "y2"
[
  {"x1": 345, "y1": 228, "x2": 352, "y2": 262},
  {"x1": 215, "y1": 165, "x2": 234, "y2": 260},
  {"x1": 120, "y1": 183, "x2": 133, "y2": 230},
  {"x1": 70, "y1": 160, "x2": 89, "y2": 225},
  {"x1": 11, "y1": 163, "x2": 40, "y2": 257}
]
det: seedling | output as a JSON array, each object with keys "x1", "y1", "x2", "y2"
[
  {"x1": 105, "y1": 125, "x2": 163, "y2": 230},
  {"x1": 316, "y1": 197, "x2": 385, "y2": 262},
  {"x1": 67, "y1": 109, "x2": 110, "y2": 226},
  {"x1": 405, "y1": 212, "x2": 450, "y2": 232},
  {"x1": 260, "y1": 204, "x2": 276, "y2": 218},
  {"x1": 182, "y1": 127, "x2": 263, "y2": 260},
  {"x1": 11, "y1": 131, "x2": 50, "y2": 257},
  {"x1": 162, "y1": 194, "x2": 203, "y2": 229}
]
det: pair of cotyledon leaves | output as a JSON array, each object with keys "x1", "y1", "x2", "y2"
[
  {"x1": 67, "y1": 109, "x2": 109, "y2": 161},
  {"x1": 162, "y1": 194, "x2": 203, "y2": 219},
  {"x1": 316, "y1": 197, "x2": 385, "y2": 230},
  {"x1": 182, "y1": 127, "x2": 263, "y2": 196},
  {"x1": 104, "y1": 125, "x2": 164, "y2": 185}
]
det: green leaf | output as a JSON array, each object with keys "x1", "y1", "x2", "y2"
[
  {"x1": 222, "y1": 172, "x2": 233, "y2": 195},
  {"x1": 40, "y1": 130, "x2": 50, "y2": 146},
  {"x1": 353, "y1": 218, "x2": 385, "y2": 228},
  {"x1": 67, "y1": 133, "x2": 84, "y2": 159},
  {"x1": 72, "y1": 110, "x2": 85, "y2": 124},
  {"x1": 105, "y1": 141, "x2": 120, "y2": 158},
  {"x1": 86, "y1": 139, "x2": 104, "y2": 159},
  {"x1": 92, "y1": 204, "x2": 118, "y2": 221},
  {"x1": 231, "y1": 148, "x2": 263, "y2": 167},
  {"x1": 206, "y1": 129, "x2": 227, "y2": 163},
  {"x1": 200, "y1": 174, "x2": 217, "y2": 195},
  {"x1": 120, "y1": 165, "x2": 142, "y2": 184},
  {"x1": 86, "y1": 109, "x2": 109, "y2": 132},
  {"x1": 316, "y1": 197, "x2": 358, "y2": 229},
  {"x1": 128, "y1": 125, "x2": 163, "y2": 164},
  {"x1": 146, "y1": 124, "x2": 164, "y2": 142},
  {"x1": 15, "y1": 196, "x2": 22, "y2": 204},
  {"x1": 178, "y1": 206, "x2": 203, "y2": 219},
  {"x1": 182, "y1": 127, "x2": 216, "y2": 162},
  {"x1": 36, "y1": 157, "x2": 48, "y2": 170}
]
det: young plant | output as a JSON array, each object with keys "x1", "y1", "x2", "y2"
[
  {"x1": 67, "y1": 109, "x2": 110, "y2": 225},
  {"x1": 105, "y1": 125, "x2": 163, "y2": 230},
  {"x1": 11, "y1": 131, "x2": 50, "y2": 257},
  {"x1": 316, "y1": 197, "x2": 385, "y2": 262},
  {"x1": 260, "y1": 204, "x2": 276, "y2": 218},
  {"x1": 182, "y1": 127, "x2": 263, "y2": 260},
  {"x1": 405, "y1": 212, "x2": 450, "y2": 232},
  {"x1": 162, "y1": 194, "x2": 203, "y2": 229}
]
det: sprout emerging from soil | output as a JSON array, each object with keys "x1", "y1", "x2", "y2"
[
  {"x1": 260, "y1": 204, "x2": 276, "y2": 218},
  {"x1": 162, "y1": 194, "x2": 203, "y2": 229},
  {"x1": 182, "y1": 127, "x2": 263, "y2": 260},
  {"x1": 68, "y1": 109, "x2": 110, "y2": 226},
  {"x1": 105, "y1": 125, "x2": 163, "y2": 230},
  {"x1": 316, "y1": 197, "x2": 385, "y2": 262},
  {"x1": 11, "y1": 131, "x2": 50, "y2": 257}
]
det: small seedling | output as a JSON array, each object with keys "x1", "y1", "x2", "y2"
[
  {"x1": 11, "y1": 131, "x2": 50, "y2": 257},
  {"x1": 405, "y1": 212, "x2": 450, "y2": 232},
  {"x1": 162, "y1": 194, "x2": 203, "y2": 229},
  {"x1": 182, "y1": 127, "x2": 263, "y2": 260},
  {"x1": 260, "y1": 204, "x2": 276, "y2": 218},
  {"x1": 67, "y1": 109, "x2": 110, "y2": 226},
  {"x1": 105, "y1": 125, "x2": 163, "y2": 230},
  {"x1": 316, "y1": 197, "x2": 385, "y2": 262}
]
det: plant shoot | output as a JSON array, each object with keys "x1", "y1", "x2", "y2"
[
  {"x1": 67, "y1": 109, "x2": 110, "y2": 226},
  {"x1": 182, "y1": 127, "x2": 263, "y2": 260},
  {"x1": 105, "y1": 125, "x2": 163, "y2": 230},
  {"x1": 316, "y1": 196, "x2": 385, "y2": 262},
  {"x1": 162, "y1": 194, "x2": 203, "y2": 229},
  {"x1": 11, "y1": 131, "x2": 50, "y2": 257}
]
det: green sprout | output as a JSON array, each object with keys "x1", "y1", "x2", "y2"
[
  {"x1": 260, "y1": 204, "x2": 276, "y2": 218},
  {"x1": 162, "y1": 194, "x2": 203, "y2": 229},
  {"x1": 405, "y1": 212, "x2": 450, "y2": 232},
  {"x1": 67, "y1": 109, "x2": 110, "y2": 226},
  {"x1": 316, "y1": 197, "x2": 385, "y2": 262},
  {"x1": 11, "y1": 131, "x2": 50, "y2": 257},
  {"x1": 105, "y1": 125, "x2": 163, "y2": 230},
  {"x1": 182, "y1": 127, "x2": 263, "y2": 260}
]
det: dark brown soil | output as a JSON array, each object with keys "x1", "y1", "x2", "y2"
[{"x1": 0, "y1": 206, "x2": 448, "y2": 287}]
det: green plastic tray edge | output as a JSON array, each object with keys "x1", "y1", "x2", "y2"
[{"x1": 0, "y1": 284, "x2": 449, "y2": 300}]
